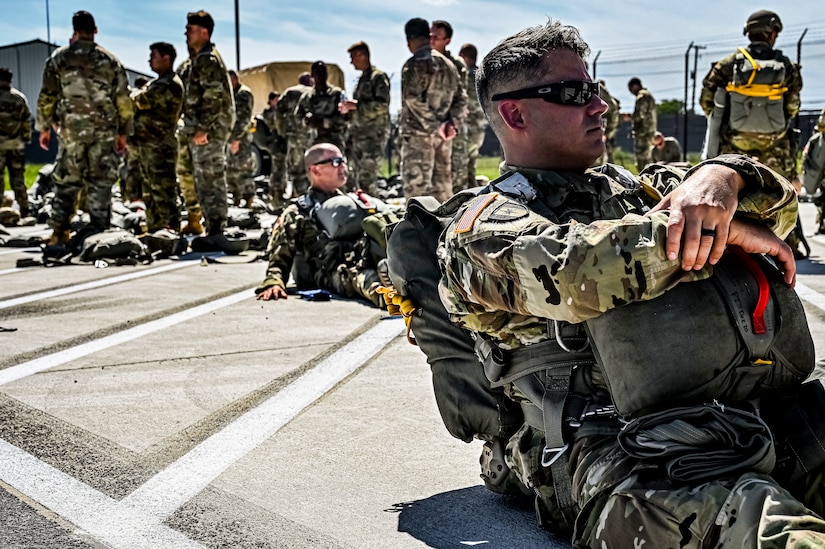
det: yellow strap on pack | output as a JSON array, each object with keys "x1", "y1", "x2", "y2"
[
  {"x1": 725, "y1": 47, "x2": 788, "y2": 100},
  {"x1": 376, "y1": 285, "x2": 418, "y2": 345}
]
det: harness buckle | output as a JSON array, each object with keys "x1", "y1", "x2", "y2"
[
  {"x1": 552, "y1": 320, "x2": 590, "y2": 353},
  {"x1": 541, "y1": 443, "x2": 569, "y2": 468}
]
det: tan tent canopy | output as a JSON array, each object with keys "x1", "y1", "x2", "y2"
[{"x1": 238, "y1": 61, "x2": 346, "y2": 114}]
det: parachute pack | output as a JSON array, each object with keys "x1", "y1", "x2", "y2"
[{"x1": 725, "y1": 47, "x2": 789, "y2": 146}]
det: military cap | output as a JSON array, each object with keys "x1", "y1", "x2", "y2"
[
  {"x1": 187, "y1": 10, "x2": 215, "y2": 36},
  {"x1": 72, "y1": 10, "x2": 96, "y2": 33},
  {"x1": 744, "y1": 10, "x2": 783, "y2": 35}
]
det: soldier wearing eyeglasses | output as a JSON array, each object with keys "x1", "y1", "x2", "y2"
[
  {"x1": 255, "y1": 143, "x2": 390, "y2": 307},
  {"x1": 398, "y1": 17, "x2": 821, "y2": 547}
]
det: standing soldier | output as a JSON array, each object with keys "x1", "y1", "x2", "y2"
[
  {"x1": 430, "y1": 21, "x2": 470, "y2": 192},
  {"x1": 296, "y1": 61, "x2": 348, "y2": 152},
  {"x1": 597, "y1": 79, "x2": 620, "y2": 165},
  {"x1": 261, "y1": 91, "x2": 287, "y2": 210},
  {"x1": 130, "y1": 42, "x2": 184, "y2": 232},
  {"x1": 459, "y1": 43, "x2": 486, "y2": 189},
  {"x1": 122, "y1": 76, "x2": 149, "y2": 204},
  {"x1": 627, "y1": 77, "x2": 656, "y2": 171},
  {"x1": 277, "y1": 72, "x2": 313, "y2": 196},
  {"x1": 700, "y1": 9, "x2": 803, "y2": 255},
  {"x1": 340, "y1": 41, "x2": 390, "y2": 195},
  {"x1": 801, "y1": 109, "x2": 825, "y2": 233},
  {"x1": 0, "y1": 67, "x2": 32, "y2": 217},
  {"x1": 36, "y1": 10, "x2": 134, "y2": 245},
  {"x1": 180, "y1": 10, "x2": 235, "y2": 237},
  {"x1": 175, "y1": 47, "x2": 203, "y2": 235},
  {"x1": 399, "y1": 17, "x2": 466, "y2": 203},
  {"x1": 226, "y1": 70, "x2": 256, "y2": 208}
]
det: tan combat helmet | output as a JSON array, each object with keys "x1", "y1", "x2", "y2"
[{"x1": 743, "y1": 9, "x2": 783, "y2": 35}]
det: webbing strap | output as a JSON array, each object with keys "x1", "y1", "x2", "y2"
[{"x1": 725, "y1": 47, "x2": 788, "y2": 99}]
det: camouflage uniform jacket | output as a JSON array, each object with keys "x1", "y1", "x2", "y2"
[
  {"x1": 700, "y1": 41, "x2": 802, "y2": 121},
  {"x1": 0, "y1": 84, "x2": 31, "y2": 151},
  {"x1": 130, "y1": 70, "x2": 184, "y2": 146},
  {"x1": 230, "y1": 82, "x2": 254, "y2": 145},
  {"x1": 296, "y1": 84, "x2": 348, "y2": 140},
  {"x1": 400, "y1": 45, "x2": 467, "y2": 136},
  {"x1": 631, "y1": 87, "x2": 656, "y2": 137},
  {"x1": 598, "y1": 84, "x2": 620, "y2": 140},
  {"x1": 350, "y1": 65, "x2": 390, "y2": 135},
  {"x1": 651, "y1": 136, "x2": 683, "y2": 164},
  {"x1": 257, "y1": 187, "x2": 357, "y2": 292},
  {"x1": 464, "y1": 65, "x2": 486, "y2": 133},
  {"x1": 275, "y1": 84, "x2": 312, "y2": 137},
  {"x1": 439, "y1": 154, "x2": 797, "y2": 352},
  {"x1": 181, "y1": 42, "x2": 235, "y2": 141},
  {"x1": 36, "y1": 39, "x2": 133, "y2": 142}
]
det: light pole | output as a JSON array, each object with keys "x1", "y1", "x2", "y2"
[
  {"x1": 46, "y1": 0, "x2": 51, "y2": 45},
  {"x1": 235, "y1": 0, "x2": 240, "y2": 71}
]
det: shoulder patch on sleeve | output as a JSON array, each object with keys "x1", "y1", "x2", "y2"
[
  {"x1": 487, "y1": 202, "x2": 530, "y2": 222},
  {"x1": 454, "y1": 193, "x2": 499, "y2": 234}
]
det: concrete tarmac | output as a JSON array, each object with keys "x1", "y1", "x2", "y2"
[{"x1": 0, "y1": 202, "x2": 824, "y2": 548}]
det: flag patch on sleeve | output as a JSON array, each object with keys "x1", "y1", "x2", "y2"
[{"x1": 454, "y1": 193, "x2": 499, "y2": 234}]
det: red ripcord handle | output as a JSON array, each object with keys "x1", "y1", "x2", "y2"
[{"x1": 727, "y1": 246, "x2": 770, "y2": 335}]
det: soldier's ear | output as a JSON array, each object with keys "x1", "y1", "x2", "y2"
[{"x1": 497, "y1": 100, "x2": 526, "y2": 131}]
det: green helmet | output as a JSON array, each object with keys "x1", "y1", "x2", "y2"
[{"x1": 743, "y1": 10, "x2": 783, "y2": 36}]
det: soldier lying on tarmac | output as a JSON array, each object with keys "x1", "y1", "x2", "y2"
[{"x1": 255, "y1": 143, "x2": 395, "y2": 308}]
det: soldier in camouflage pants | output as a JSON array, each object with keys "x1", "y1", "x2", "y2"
[
  {"x1": 277, "y1": 74, "x2": 313, "y2": 197},
  {"x1": 341, "y1": 42, "x2": 391, "y2": 195},
  {"x1": 36, "y1": 10, "x2": 134, "y2": 243},
  {"x1": 436, "y1": 19, "x2": 825, "y2": 547},
  {"x1": 628, "y1": 77, "x2": 656, "y2": 172},
  {"x1": 226, "y1": 71, "x2": 256, "y2": 207},
  {"x1": 399, "y1": 18, "x2": 466, "y2": 203},
  {"x1": 0, "y1": 68, "x2": 31, "y2": 216},
  {"x1": 181, "y1": 10, "x2": 234, "y2": 236},
  {"x1": 459, "y1": 44, "x2": 487, "y2": 190},
  {"x1": 261, "y1": 92, "x2": 288, "y2": 209},
  {"x1": 130, "y1": 43, "x2": 184, "y2": 232}
]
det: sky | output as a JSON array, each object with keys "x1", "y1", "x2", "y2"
[{"x1": 2, "y1": 0, "x2": 824, "y2": 115}]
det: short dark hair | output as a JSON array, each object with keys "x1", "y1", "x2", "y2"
[
  {"x1": 628, "y1": 77, "x2": 642, "y2": 88},
  {"x1": 431, "y1": 20, "x2": 453, "y2": 39},
  {"x1": 187, "y1": 10, "x2": 215, "y2": 36},
  {"x1": 134, "y1": 77, "x2": 149, "y2": 88},
  {"x1": 268, "y1": 91, "x2": 280, "y2": 101},
  {"x1": 150, "y1": 41, "x2": 177, "y2": 64},
  {"x1": 477, "y1": 19, "x2": 590, "y2": 135},
  {"x1": 228, "y1": 69, "x2": 238, "y2": 79},
  {"x1": 0, "y1": 68, "x2": 12, "y2": 82},
  {"x1": 72, "y1": 10, "x2": 96, "y2": 34},
  {"x1": 459, "y1": 43, "x2": 478, "y2": 63},
  {"x1": 405, "y1": 18, "x2": 430, "y2": 41},
  {"x1": 347, "y1": 41, "x2": 370, "y2": 57}
]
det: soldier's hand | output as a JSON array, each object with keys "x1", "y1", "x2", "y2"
[
  {"x1": 115, "y1": 135, "x2": 127, "y2": 155},
  {"x1": 727, "y1": 218, "x2": 796, "y2": 286},
  {"x1": 194, "y1": 131, "x2": 209, "y2": 146},
  {"x1": 39, "y1": 130, "x2": 50, "y2": 151},
  {"x1": 230, "y1": 140, "x2": 240, "y2": 155},
  {"x1": 438, "y1": 121, "x2": 457, "y2": 141},
  {"x1": 256, "y1": 285, "x2": 289, "y2": 301},
  {"x1": 650, "y1": 164, "x2": 744, "y2": 271}
]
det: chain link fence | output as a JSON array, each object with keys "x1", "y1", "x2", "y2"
[{"x1": 592, "y1": 22, "x2": 825, "y2": 154}]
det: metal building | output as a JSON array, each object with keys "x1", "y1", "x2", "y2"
[{"x1": 0, "y1": 39, "x2": 150, "y2": 163}]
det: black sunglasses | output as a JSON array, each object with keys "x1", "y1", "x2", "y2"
[
  {"x1": 491, "y1": 80, "x2": 600, "y2": 106},
  {"x1": 313, "y1": 156, "x2": 347, "y2": 167}
]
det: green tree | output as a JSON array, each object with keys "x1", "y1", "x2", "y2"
[{"x1": 658, "y1": 99, "x2": 685, "y2": 116}]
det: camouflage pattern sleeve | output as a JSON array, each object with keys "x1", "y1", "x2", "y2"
[
  {"x1": 36, "y1": 54, "x2": 61, "y2": 133},
  {"x1": 783, "y1": 60, "x2": 802, "y2": 119},
  {"x1": 113, "y1": 61, "x2": 134, "y2": 136},
  {"x1": 439, "y1": 193, "x2": 708, "y2": 325},
  {"x1": 631, "y1": 90, "x2": 656, "y2": 134},
  {"x1": 699, "y1": 53, "x2": 736, "y2": 116},
  {"x1": 188, "y1": 47, "x2": 235, "y2": 137},
  {"x1": 257, "y1": 203, "x2": 303, "y2": 292},
  {"x1": 230, "y1": 85, "x2": 254, "y2": 142},
  {"x1": 131, "y1": 73, "x2": 184, "y2": 141},
  {"x1": 20, "y1": 92, "x2": 31, "y2": 142}
]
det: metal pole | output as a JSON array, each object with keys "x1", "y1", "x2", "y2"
[
  {"x1": 683, "y1": 41, "x2": 693, "y2": 156},
  {"x1": 796, "y1": 28, "x2": 808, "y2": 130},
  {"x1": 235, "y1": 0, "x2": 240, "y2": 70},
  {"x1": 46, "y1": 0, "x2": 51, "y2": 45},
  {"x1": 592, "y1": 50, "x2": 601, "y2": 80}
]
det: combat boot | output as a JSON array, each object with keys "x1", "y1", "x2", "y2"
[
  {"x1": 45, "y1": 228, "x2": 71, "y2": 246},
  {"x1": 181, "y1": 212, "x2": 203, "y2": 235}
]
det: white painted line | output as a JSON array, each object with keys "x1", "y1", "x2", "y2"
[
  {"x1": 0, "y1": 317, "x2": 403, "y2": 547},
  {"x1": 122, "y1": 318, "x2": 405, "y2": 520},
  {"x1": 0, "y1": 267, "x2": 34, "y2": 276},
  {"x1": 0, "y1": 261, "x2": 195, "y2": 310},
  {"x1": 797, "y1": 281, "x2": 825, "y2": 314},
  {"x1": 0, "y1": 439, "x2": 204, "y2": 549},
  {"x1": 0, "y1": 289, "x2": 252, "y2": 386}
]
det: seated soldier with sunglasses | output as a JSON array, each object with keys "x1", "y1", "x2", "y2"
[
  {"x1": 255, "y1": 143, "x2": 392, "y2": 307},
  {"x1": 386, "y1": 18, "x2": 825, "y2": 547}
]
